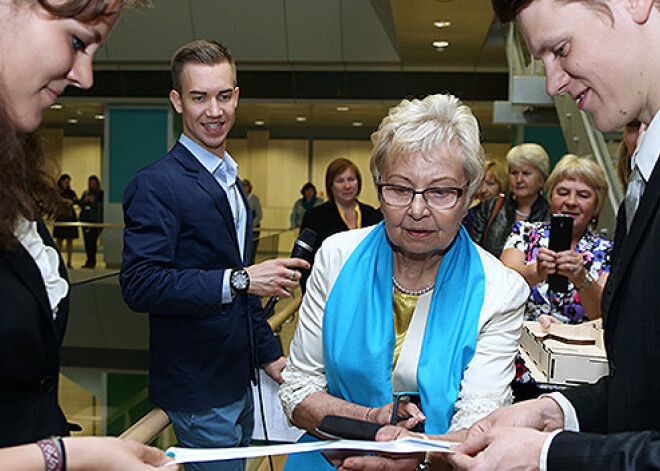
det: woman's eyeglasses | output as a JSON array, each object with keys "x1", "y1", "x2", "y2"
[{"x1": 377, "y1": 183, "x2": 466, "y2": 210}]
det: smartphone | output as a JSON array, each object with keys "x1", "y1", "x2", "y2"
[
  {"x1": 316, "y1": 415, "x2": 384, "y2": 441},
  {"x1": 548, "y1": 214, "x2": 573, "y2": 292},
  {"x1": 317, "y1": 416, "x2": 383, "y2": 466}
]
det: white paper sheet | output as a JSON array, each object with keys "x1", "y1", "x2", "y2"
[
  {"x1": 165, "y1": 437, "x2": 457, "y2": 464},
  {"x1": 251, "y1": 369, "x2": 304, "y2": 442}
]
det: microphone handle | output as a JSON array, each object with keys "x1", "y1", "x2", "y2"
[{"x1": 263, "y1": 295, "x2": 279, "y2": 318}]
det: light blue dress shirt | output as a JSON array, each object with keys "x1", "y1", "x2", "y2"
[{"x1": 179, "y1": 134, "x2": 247, "y2": 303}]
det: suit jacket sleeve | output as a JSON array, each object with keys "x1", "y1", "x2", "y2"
[
  {"x1": 120, "y1": 170, "x2": 226, "y2": 316},
  {"x1": 549, "y1": 430, "x2": 660, "y2": 470},
  {"x1": 560, "y1": 377, "x2": 610, "y2": 434}
]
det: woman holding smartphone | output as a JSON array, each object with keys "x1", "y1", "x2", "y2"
[{"x1": 500, "y1": 154, "x2": 612, "y2": 324}]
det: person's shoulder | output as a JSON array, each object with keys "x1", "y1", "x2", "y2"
[
  {"x1": 306, "y1": 201, "x2": 334, "y2": 217},
  {"x1": 321, "y1": 225, "x2": 376, "y2": 255},
  {"x1": 516, "y1": 220, "x2": 546, "y2": 234},
  {"x1": 358, "y1": 201, "x2": 384, "y2": 223},
  {"x1": 475, "y1": 243, "x2": 529, "y2": 293}
]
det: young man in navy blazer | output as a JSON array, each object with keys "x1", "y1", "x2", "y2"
[{"x1": 120, "y1": 40, "x2": 308, "y2": 471}]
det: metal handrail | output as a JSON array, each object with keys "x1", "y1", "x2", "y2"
[
  {"x1": 119, "y1": 408, "x2": 170, "y2": 444},
  {"x1": 116, "y1": 294, "x2": 302, "y2": 444}
]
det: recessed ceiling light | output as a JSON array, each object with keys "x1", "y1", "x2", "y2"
[
  {"x1": 94, "y1": 114, "x2": 105, "y2": 120},
  {"x1": 352, "y1": 121, "x2": 363, "y2": 127},
  {"x1": 433, "y1": 20, "x2": 451, "y2": 29},
  {"x1": 50, "y1": 104, "x2": 63, "y2": 110},
  {"x1": 432, "y1": 40, "x2": 450, "y2": 50},
  {"x1": 336, "y1": 106, "x2": 350, "y2": 112},
  {"x1": 67, "y1": 118, "x2": 78, "y2": 124},
  {"x1": 254, "y1": 120, "x2": 266, "y2": 126},
  {"x1": 295, "y1": 116, "x2": 307, "y2": 122}
]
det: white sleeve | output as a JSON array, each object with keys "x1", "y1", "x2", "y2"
[
  {"x1": 278, "y1": 242, "x2": 334, "y2": 421},
  {"x1": 449, "y1": 259, "x2": 530, "y2": 431}
]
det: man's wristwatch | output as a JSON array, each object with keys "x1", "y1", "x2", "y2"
[{"x1": 230, "y1": 268, "x2": 250, "y2": 294}]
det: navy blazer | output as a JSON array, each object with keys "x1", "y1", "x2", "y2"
[
  {"x1": 548, "y1": 157, "x2": 660, "y2": 469},
  {"x1": 0, "y1": 218, "x2": 69, "y2": 447},
  {"x1": 120, "y1": 142, "x2": 281, "y2": 412}
]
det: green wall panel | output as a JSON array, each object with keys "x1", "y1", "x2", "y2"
[{"x1": 108, "y1": 107, "x2": 170, "y2": 204}]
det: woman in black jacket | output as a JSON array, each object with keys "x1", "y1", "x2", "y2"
[
  {"x1": 300, "y1": 158, "x2": 382, "y2": 291},
  {"x1": 301, "y1": 157, "x2": 382, "y2": 247}
]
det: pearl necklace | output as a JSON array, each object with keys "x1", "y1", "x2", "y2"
[
  {"x1": 515, "y1": 209, "x2": 530, "y2": 218},
  {"x1": 392, "y1": 276, "x2": 435, "y2": 296}
]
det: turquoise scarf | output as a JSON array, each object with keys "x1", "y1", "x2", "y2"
[{"x1": 324, "y1": 222, "x2": 485, "y2": 434}]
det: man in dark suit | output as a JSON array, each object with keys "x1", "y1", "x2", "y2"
[
  {"x1": 444, "y1": 0, "x2": 660, "y2": 469},
  {"x1": 120, "y1": 40, "x2": 308, "y2": 471},
  {"x1": 334, "y1": 0, "x2": 660, "y2": 470}
]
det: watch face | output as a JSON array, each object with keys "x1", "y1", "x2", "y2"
[{"x1": 231, "y1": 269, "x2": 249, "y2": 291}]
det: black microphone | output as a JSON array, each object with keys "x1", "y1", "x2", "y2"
[{"x1": 263, "y1": 228, "x2": 320, "y2": 318}]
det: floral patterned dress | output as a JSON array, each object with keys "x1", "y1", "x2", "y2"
[
  {"x1": 504, "y1": 221, "x2": 612, "y2": 323},
  {"x1": 503, "y1": 221, "x2": 613, "y2": 390}
]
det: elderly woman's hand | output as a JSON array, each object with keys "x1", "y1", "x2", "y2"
[
  {"x1": 554, "y1": 249, "x2": 586, "y2": 286},
  {"x1": 334, "y1": 427, "x2": 425, "y2": 471},
  {"x1": 368, "y1": 401, "x2": 426, "y2": 429},
  {"x1": 535, "y1": 247, "x2": 557, "y2": 281},
  {"x1": 538, "y1": 314, "x2": 563, "y2": 329}
]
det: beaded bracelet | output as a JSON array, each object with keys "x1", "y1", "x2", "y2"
[{"x1": 36, "y1": 437, "x2": 66, "y2": 471}]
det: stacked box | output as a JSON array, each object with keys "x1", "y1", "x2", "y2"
[{"x1": 519, "y1": 321, "x2": 609, "y2": 386}]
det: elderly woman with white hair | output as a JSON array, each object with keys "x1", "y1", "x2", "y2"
[
  {"x1": 468, "y1": 143, "x2": 552, "y2": 257},
  {"x1": 279, "y1": 93, "x2": 530, "y2": 470}
]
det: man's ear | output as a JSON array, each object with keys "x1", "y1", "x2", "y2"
[
  {"x1": 169, "y1": 89, "x2": 183, "y2": 114},
  {"x1": 628, "y1": 0, "x2": 655, "y2": 24},
  {"x1": 233, "y1": 86, "x2": 240, "y2": 108}
]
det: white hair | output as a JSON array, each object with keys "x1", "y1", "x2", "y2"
[{"x1": 370, "y1": 93, "x2": 485, "y2": 208}]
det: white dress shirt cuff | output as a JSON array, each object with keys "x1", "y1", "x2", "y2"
[
  {"x1": 222, "y1": 270, "x2": 233, "y2": 303},
  {"x1": 539, "y1": 429, "x2": 562, "y2": 471},
  {"x1": 538, "y1": 392, "x2": 579, "y2": 471},
  {"x1": 542, "y1": 392, "x2": 580, "y2": 432}
]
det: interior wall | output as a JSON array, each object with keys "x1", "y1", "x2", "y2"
[
  {"x1": 61, "y1": 137, "x2": 103, "y2": 196},
  {"x1": 229, "y1": 131, "x2": 311, "y2": 229},
  {"x1": 50, "y1": 132, "x2": 508, "y2": 233}
]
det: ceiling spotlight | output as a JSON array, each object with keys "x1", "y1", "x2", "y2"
[
  {"x1": 432, "y1": 40, "x2": 450, "y2": 50},
  {"x1": 352, "y1": 121, "x2": 363, "y2": 127},
  {"x1": 336, "y1": 106, "x2": 350, "y2": 112},
  {"x1": 433, "y1": 20, "x2": 451, "y2": 29},
  {"x1": 67, "y1": 118, "x2": 79, "y2": 124},
  {"x1": 295, "y1": 116, "x2": 307, "y2": 122},
  {"x1": 94, "y1": 114, "x2": 105, "y2": 120},
  {"x1": 254, "y1": 120, "x2": 266, "y2": 126},
  {"x1": 50, "y1": 104, "x2": 63, "y2": 110}
]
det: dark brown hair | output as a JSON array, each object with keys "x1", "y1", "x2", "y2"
[
  {"x1": 492, "y1": 0, "x2": 614, "y2": 23},
  {"x1": 171, "y1": 40, "x2": 236, "y2": 93},
  {"x1": 0, "y1": 0, "x2": 138, "y2": 250},
  {"x1": 491, "y1": 0, "x2": 534, "y2": 23},
  {"x1": 325, "y1": 158, "x2": 362, "y2": 202}
]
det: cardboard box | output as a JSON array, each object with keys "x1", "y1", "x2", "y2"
[{"x1": 519, "y1": 321, "x2": 609, "y2": 386}]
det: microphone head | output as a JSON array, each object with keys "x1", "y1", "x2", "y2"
[{"x1": 291, "y1": 228, "x2": 320, "y2": 263}]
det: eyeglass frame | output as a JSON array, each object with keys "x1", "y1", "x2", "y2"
[{"x1": 376, "y1": 182, "x2": 468, "y2": 210}]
